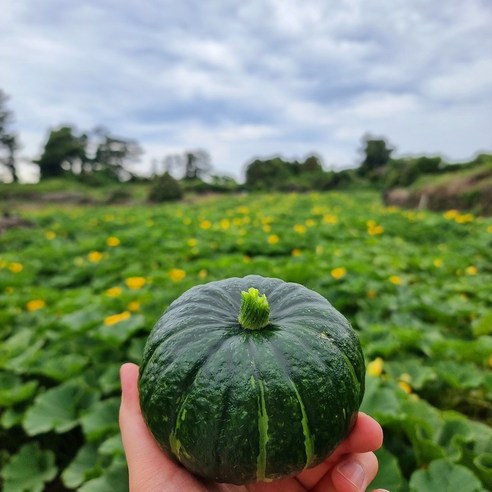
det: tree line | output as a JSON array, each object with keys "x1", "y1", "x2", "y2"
[{"x1": 1, "y1": 88, "x2": 488, "y2": 200}]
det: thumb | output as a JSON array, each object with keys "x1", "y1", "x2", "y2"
[
  {"x1": 119, "y1": 363, "x2": 169, "y2": 467},
  {"x1": 119, "y1": 363, "x2": 204, "y2": 492}
]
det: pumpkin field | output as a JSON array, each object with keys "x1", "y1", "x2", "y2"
[{"x1": 1, "y1": 190, "x2": 492, "y2": 491}]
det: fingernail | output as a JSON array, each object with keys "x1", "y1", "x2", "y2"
[{"x1": 337, "y1": 460, "x2": 365, "y2": 490}]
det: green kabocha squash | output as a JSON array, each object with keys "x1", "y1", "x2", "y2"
[{"x1": 138, "y1": 275, "x2": 365, "y2": 484}]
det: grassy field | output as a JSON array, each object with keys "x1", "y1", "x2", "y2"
[{"x1": 1, "y1": 191, "x2": 492, "y2": 491}]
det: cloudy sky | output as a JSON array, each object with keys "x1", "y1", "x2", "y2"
[{"x1": 1, "y1": 0, "x2": 492, "y2": 181}]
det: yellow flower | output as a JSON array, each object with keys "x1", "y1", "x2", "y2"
[
  {"x1": 106, "y1": 236, "x2": 121, "y2": 247},
  {"x1": 433, "y1": 258, "x2": 443, "y2": 268},
  {"x1": 243, "y1": 255, "x2": 251, "y2": 263},
  {"x1": 443, "y1": 209, "x2": 459, "y2": 219},
  {"x1": 398, "y1": 381, "x2": 412, "y2": 394},
  {"x1": 305, "y1": 219, "x2": 316, "y2": 228},
  {"x1": 331, "y1": 267, "x2": 347, "y2": 280},
  {"x1": 267, "y1": 234, "x2": 279, "y2": 245},
  {"x1": 45, "y1": 231, "x2": 56, "y2": 240},
  {"x1": 104, "y1": 311, "x2": 131, "y2": 326},
  {"x1": 237, "y1": 206, "x2": 249, "y2": 214},
  {"x1": 198, "y1": 269, "x2": 208, "y2": 280},
  {"x1": 169, "y1": 268, "x2": 186, "y2": 282},
  {"x1": 389, "y1": 275, "x2": 402, "y2": 285},
  {"x1": 367, "y1": 289, "x2": 377, "y2": 299},
  {"x1": 88, "y1": 251, "x2": 103, "y2": 263},
  {"x1": 487, "y1": 225, "x2": 492, "y2": 234},
  {"x1": 488, "y1": 355, "x2": 492, "y2": 368},
  {"x1": 465, "y1": 266, "x2": 478, "y2": 276},
  {"x1": 368, "y1": 225, "x2": 384, "y2": 235},
  {"x1": 106, "y1": 287, "x2": 122, "y2": 297},
  {"x1": 455, "y1": 213, "x2": 474, "y2": 224},
  {"x1": 187, "y1": 238, "x2": 198, "y2": 247},
  {"x1": 126, "y1": 277, "x2": 147, "y2": 289},
  {"x1": 26, "y1": 299, "x2": 46, "y2": 311},
  {"x1": 128, "y1": 301, "x2": 140, "y2": 312},
  {"x1": 322, "y1": 214, "x2": 338, "y2": 225},
  {"x1": 367, "y1": 357, "x2": 384, "y2": 377},
  {"x1": 262, "y1": 224, "x2": 272, "y2": 233},
  {"x1": 294, "y1": 224, "x2": 307, "y2": 234},
  {"x1": 219, "y1": 219, "x2": 231, "y2": 230},
  {"x1": 200, "y1": 219, "x2": 212, "y2": 230},
  {"x1": 9, "y1": 262, "x2": 23, "y2": 273},
  {"x1": 291, "y1": 248, "x2": 302, "y2": 257}
]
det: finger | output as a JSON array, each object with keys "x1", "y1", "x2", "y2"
[
  {"x1": 296, "y1": 413, "x2": 383, "y2": 489},
  {"x1": 342, "y1": 413, "x2": 383, "y2": 454},
  {"x1": 119, "y1": 363, "x2": 167, "y2": 466},
  {"x1": 119, "y1": 363, "x2": 206, "y2": 492},
  {"x1": 314, "y1": 452, "x2": 379, "y2": 492}
]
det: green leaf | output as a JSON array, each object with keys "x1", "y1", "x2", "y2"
[
  {"x1": 95, "y1": 314, "x2": 145, "y2": 344},
  {"x1": 437, "y1": 416, "x2": 475, "y2": 460},
  {"x1": 80, "y1": 397, "x2": 120, "y2": 441},
  {"x1": 1, "y1": 443, "x2": 57, "y2": 492},
  {"x1": 0, "y1": 329, "x2": 44, "y2": 373},
  {"x1": 1, "y1": 406, "x2": 25, "y2": 428},
  {"x1": 384, "y1": 358, "x2": 437, "y2": 390},
  {"x1": 60, "y1": 308, "x2": 104, "y2": 332},
  {"x1": 409, "y1": 459, "x2": 485, "y2": 492},
  {"x1": 99, "y1": 433, "x2": 124, "y2": 456},
  {"x1": 472, "y1": 310, "x2": 492, "y2": 337},
  {"x1": 0, "y1": 372, "x2": 38, "y2": 407},
  {"x1": 61, "y1": 443, "x2": 100, "y2": 489},
  {"x1": 473, "y1": 453, "x2": 492, "y2": 489},
  {"x1": 98, "y1": 364, "x2": 121, "y2": 394},
  {"x1": 78, "y1": 462, "x2": 128, "y2": 492},
  {"x1": 360, "y1": 376, "x2": 401, "y2": 421},
  {"x1": 23, "y1": 381, "x2": 99, "y2": 435},
  {"x1": 434, "y1": 361, "x2": 484, "y2": 389},
  {"x1": 369, "y1": 447, "x2": 406, "y2": 492},
  {"x1": 32, "y1": 353, "x2": 89, "y2": 381}
]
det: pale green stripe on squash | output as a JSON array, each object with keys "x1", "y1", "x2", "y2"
[
  {"x1": 256, "y1": 379, "x2": 270, "y2": 481},
  {"x1": 290, "y1": 380, "x2": 316, "y2": 468}
]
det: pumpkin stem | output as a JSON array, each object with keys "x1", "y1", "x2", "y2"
[{"x1": 238, "y1": 287, "x2": 270, "y2": 330}]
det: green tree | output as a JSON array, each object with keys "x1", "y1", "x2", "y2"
[
  {"x1": 358, "y1": 136, "x2": 393, "y2": 180},
  {"x1": 183, "y1": 150, "x2": 212, "y2": 180},
  {"x1": 244, "y1": 157, "x2": 292, "y2": 189},
  {"x1": 35, "y1": 126, "x2": 87, "y2": 179},
  {"x1": 148, "y1": 172, "x2": 183, "y2": 202},
  {"x1": 301, "y1": 155, "x2": 323, "y2": 173},
  {"x1": 0, "y1": 90, "x2": 19, "y2": 182},
  {"x1": 91, "y1": 129, "x2": 142, "y2": 181}
]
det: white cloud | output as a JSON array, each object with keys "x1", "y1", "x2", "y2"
[{"x1": 1, "y1": 0, "x2": 491, "y2": 182}]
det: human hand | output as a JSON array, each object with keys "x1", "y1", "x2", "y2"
[{"x1": 120, "y1": 362, "x2": 388, "y2": 492}]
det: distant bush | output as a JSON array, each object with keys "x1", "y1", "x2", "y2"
[
  {"x1": 180, "y1": 176, "x2": 239, "y2": 194},
  {"x1": 148, "y1": 172, "x2": 183, "y2": 202}
]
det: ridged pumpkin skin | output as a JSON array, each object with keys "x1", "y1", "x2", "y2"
[{"x1": 138, "y1": 275, "x2": 365, "y2": 484}]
